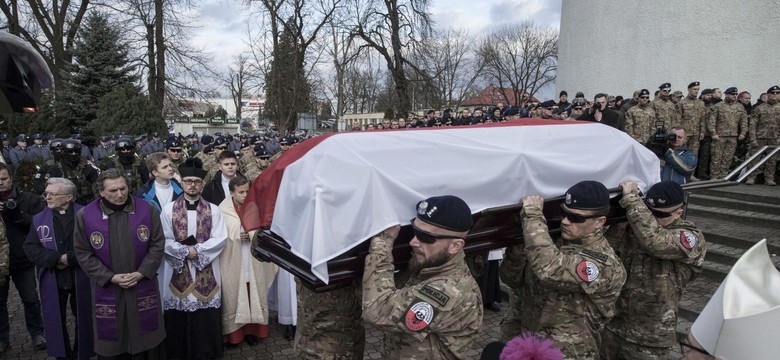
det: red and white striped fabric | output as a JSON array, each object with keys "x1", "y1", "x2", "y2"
[{"x1": 240, "y1": 119, "x2": 660, "y2": 283}]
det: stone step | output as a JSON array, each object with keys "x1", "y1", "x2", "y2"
[
  {"x1": 692, "y1": 184, "x2": 780, "y2": 206},
  {"x1": 686, "y1": 215, "x2": 780, "y2": 251},
  {"x1": 688, "y1": 193, "x2": 780, "y2": 215},
  {"x1": 686, "y1": 204, "x2": 780, "y2": 229}
]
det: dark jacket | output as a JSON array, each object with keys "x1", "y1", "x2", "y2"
[
  {"x1": 577, "y1": 108, "x2": 620, "y2": 128},
  {"x1": 1, "y1": 187, "x2": 46, "y2": 269},
  {"x1": 136, "y1": 178, "x2": 185, "y2": 211},
  {"x1": 201, "y1": 171, "x2": 244, "y2": 206},
  {"x1": 24, "y1": 205, "x2": 80, "y2": 289}
]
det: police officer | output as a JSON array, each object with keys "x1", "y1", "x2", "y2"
[
  {"x1": 745, "y1": 85, "x2": 780, "y2": 186},
  {"x1": 9, "y1": 134, "x2": 30, "y2": 169},
  {"x1": 601, "y1": 180, "x2": 705, "y2": 359},
  {"x1": 148, "y1": 132, "x2": 165, "y2": 154},
  {"x1": 500, "y1": 181, "x2": 626, "y2": 359},
  {"x1": 33, "y1": 139, "x2": 99, "y2": 205},
  {"x1": 0, "y1": 134, "x2": 10, "y2": 164},
  {"x1": 624, "y1": 89, "x2": 657, "y2": 144},
  {"x1": 100, "y1": 137, "x2": 149, "y2": 194},
  {"x1": 362, "y1": 195, "x2": 483, "y2": 359},
  {"x1": 707, "y1": 87, "x2": 747, "y2": 179},
  {"x1": 28, "y1": 134, "x2": 49, "y2": 161},
  {"x1": 92, "y1": 136, "x2": 114, "y2": 164}
]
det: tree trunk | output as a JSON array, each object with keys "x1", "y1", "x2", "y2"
[
  {"x1": 146, "y1": 24, "x2": 156, "y2": 105},
  {"x1": 153, "y1": 0, "x2": 165, "y2": 114}
]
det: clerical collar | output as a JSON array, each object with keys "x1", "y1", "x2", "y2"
[{"x1": 186, "y1": 198, "x2": 200, "y2": 210}]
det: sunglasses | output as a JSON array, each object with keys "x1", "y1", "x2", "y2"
[
  {"x1": 410, "y1": 219, "x2": 463, "y2": 244},
  {"x1": 640, "y1": 96, "x2": 650, "y2": 99},
  {"x1": 65, "y1": 150, "x2": 80, "y2": 155},
  {"x1": 770, "y1": 91, "x2": 780, "y2": 95},
  {"x1": 215, "y1": 146, "x2": 227, "y2": 150},
  {"x1": 573, "y1": 107, "x2": 583, "y2": 110},
  {"x1": 560, "y1": 205, "x2": 603, "y2": 224}
]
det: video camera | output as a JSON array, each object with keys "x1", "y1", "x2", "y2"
[{"x1": 645, "y1": 119, "x2": 676, "y2": 158}]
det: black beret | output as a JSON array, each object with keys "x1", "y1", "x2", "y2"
[
  {"x1": 279, "y1": 137, "x2": 290, "y2": 145},
  {"x1": 659, "y1": 83, "x2": 671, "y2": 90},
  {"x1": 688, "y1": 81, "x2": 700, "y2": 89},
  {"x1": 540, "y1": 100, "x2": 556, "y2": 109},
  {"x1": 203, "y1": 144, "x2": 215, "y2": 154},
  {"x1": 559, "y1": 90, "x2": 568, "y2": 97},
  {"x1": 701, "y1": 88, "x2": 713, "y2": 95},
  {"x1": 575, "y1": 91, "x2": 585, "y2": 98},
  {"x1": 767, "y1": 85, "x2": 780, "y2": 93},
  {"x1": 179, "y1": 157, "x2": 208, "y2": 179},
  {"x1": 416, "y1": 195, "x2": 473, "y2": 232},
  {"x1": 724, "y1": 87, "x2": 738, "y2": 94},
  {"x1": 166, "y1": 139, "x2": 182, "y2": 149},
  {"x1": 564, "y1": 181, "x2": 609, "y2": 210},
  {"x1": 201, "y1": 135, "x2": 214, "y2": 145},
  {"x1": 645, "y1": 181, "x2": 684, "y2": 208},
  {"x1": 213, "y1": 136, "x2": 228, "y2": 146},
  {"x1": 639, "y1": 89, "x2": 650, "y2": 96},
  {"x1": 255, "y1": 149, "x2": 270, "y2": 159}
]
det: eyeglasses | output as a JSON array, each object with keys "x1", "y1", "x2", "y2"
[
  {"x1": 181, "y1": 179, "x2": 203, "y2": 186},
  {"x1": 770, "y1": 91, "x2": 780, "y2": 95},
  {"x1": 215, "y1": 146, "x2": 227, "y2": 150},
  {"x1": 410, "y1": 219, "x2": 463, "y2": 244},
  {"x1": 44, "y1": 192, "x2": 69, "y2": 198},
  {"x1": 560, "y1": 205, "x2": 604, "y2": 224},
  {"x1": 679, "y1": 340, "x2": 712, "y2": 357},
  {"x1": 646, "y1": 203, "x2": 683, "y2": 218},
  {"x1": 640, "y1": 96, "x2": 650, "y2": 99}
]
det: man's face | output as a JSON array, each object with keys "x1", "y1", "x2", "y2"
[
  {"x1": 461, "y1": 110, "x2": 471, "y2": 118},
  {"x1": 220, "y1": 157, "x2": 238, "y2": 177},
  {"x1": 571, "y1": 105, "x2": 584, "y2": 117},
  {"x1": 712, "y1": 88, "x2": 722, "y2": 99},
  {"x1": 434, "y1": 111, "x2": 441, "y2": 118},
  {"x1": 181, "y1": 177, "x2": 204, "y2": 197},
  {"x1": 671, "y1": 128, "x2": 687, "y2": 149},
  {"x1": 230, "y1": 183, "x2": 250, "y2": 205},
  {"x1": 0, "y1": 169, "x2": 13, "y2": 192},
  {"x1": 257, "y1": 157, "x2": 269, "y2": 168},
  {"x1": 214, "y1": 143, "x2": 227, "y2": 157},
  {"x1": 595, "y1": 96, "x2": 607, "y2": 110},
  {"x1": 167, "y1": 147, "x2": 184, "y2": 161},
  {"x1": 688, "y1": 86, "x2": 700, "y2": 98},
  {"x1": 769, "y1": 89, "x2": 780, "y2": 103},
  {"x1": 382, "y1": 119, "x2": 391, "y2": 127},
  {"x1": 639, "y1": 94, "x2": 650, "y2": 105},
  {"x1": 560, "y1": 205, "x2": 604, "y2": 241},
  {"x1": 398, "y1": 119, "x2": 406, "y2": 127},
  {"x1": 153, "y1": 159, "x2": 175, "y2": 181},
  {"x1": 408, "y1": 218, "x2": 459, "y2": 275},
  {"x1": 559, "y1": 94, "x2": 568, "y2": 102},
  {"x1": 725, "y1": 92, "x2": 738, "y2": 103},
  {"x1": 44, "y1": 183, "x2": 73, "y2": 210},
  {"x1": 240, "y1": 147, "x2": 252, "y2": 156},
  {"x1": 761, "y1": 93, "x2": 770, "y2": 102},
  {"x1": 34, "y1": 139, "x2": 43, "y2": 145},
  {"x1": 473, "y1": 110, "x2": 483, "y2": 117},
  {"x1": 659, "y1": 88, "x2": 671, "y2": 100},
  {"x1": 99, "y1": 177, "x2": 129, "y2": 206},
  {"x1": 651, "y1": 203, "x2": 683, "y2": 228},
  {"x1": 702, "y1": 94, "x2": 712, "y2": 101},
  {"x1": 391, "y1": 121, "x2": 399, "y2": 129},
  {"x1": 739, "y1": 93, "x2": 751, "y2": 105},
  {"x1": 17, "y1": 140, "x2": 26, "y2": 147}
]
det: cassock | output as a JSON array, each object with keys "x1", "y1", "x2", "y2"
[
  {"x1": 218, "y1": 198, "x2": 277, "y2": 344},
  {"x1": 74, "y1": 197, "x2": 166, "y2": 358},
  {"x1": 159, "y1": 196, "x2": 227, "y2": 359}
]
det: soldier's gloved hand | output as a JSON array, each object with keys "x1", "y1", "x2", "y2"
[
  {"x1": 619, "y1": 181, "x2": 640, "y2": 196},
  {"x1": 383, "y1": 225, "x2": 401, "y2": 240},
  {"x1": 521, "y1": 195, "x2": 544, "y2": 208}
]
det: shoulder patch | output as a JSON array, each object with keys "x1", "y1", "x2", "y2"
[
  {"x1": 405, "y1": 300, "x2": 435, "y2": 332},
  {"x1": 419, "y1": 285, "x2": 450, "y2": 307},
  {"x1": 680, "y1": 231, "x2": 697, "y2": 250},
  {"x1": 576, "y1": 260, "x2": 600, "y2": 283},
  {"x1": 580, "y1": 249, "x2": 609, "y2": 263}
]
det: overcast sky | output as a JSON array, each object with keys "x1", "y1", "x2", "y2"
[{"x1": 189, "y1": 0, "x2": 562, "y2": 93}]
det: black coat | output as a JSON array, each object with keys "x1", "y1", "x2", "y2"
[
  {"x1": 577, "y1": 108, "x2": 620, "y2": 128},
  {"x1": 1, "y1": 187, "x2": 46, "y2": 269}
]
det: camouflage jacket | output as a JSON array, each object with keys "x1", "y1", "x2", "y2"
[
  {"x1": 239, "y1": 153, "x2": 262, "y2": 181},
  {"x1": 0, "y1": 221, "x2": 8, "y2": 285},
  {"x1": 605, "y1": 193, "x2": 706, "y2": 348},
  {"x1": 501, "y1": 205, "x2": 626, "y2": 359},
  {"x1": 651, "y1": 97, "x2": 680, "y2": 130},
  {"x1": 194, "y1": 152, "x2": 218, "y2": 184},
  {"x1": 362, "y1": 231, "x2": 483, "y2": 360},
  {"x1": 624, "y1": 104, "x2": 657, "y2": 144},
  {"x1": 749, "y1": 101, "x2": 780, "y2": 141},
  {"x1": 295, "y1": 280, "x2": 365, "y2": 359},
  {"x1": 677, "y1": 95, "x2": 708, "y2": 136},
  {"x1": 706, "y1": 100, "x2": 748, "y2": 137}
]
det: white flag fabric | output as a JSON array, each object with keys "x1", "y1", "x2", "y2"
[{"x1": 260, "y1": 120, "x2": 660, "y2": 283}]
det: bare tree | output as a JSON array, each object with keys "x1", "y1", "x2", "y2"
[
  {"x1": 349, "y1": 0, "x2": 433, "y2": 117},
  {"x1": 478, "y1": 21, "x2": 558, "y2": 106},
  {"x1": 224, "y1": 53, "x2": 260, "y2": 120}
]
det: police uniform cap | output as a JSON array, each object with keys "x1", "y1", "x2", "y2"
[
  {"x1": 415, "y1": 195, "x2": 473, "y2": 232},
  {"x1": 166, "y1": 139, "x2": 182, "y2": 149},
  {"x1": 32, "y1": 133, "x2": 43, "y2": 140},
  {"x1": 152, "y1": 132, "x2": 160, "y2": 137},
  {"x1": 701, "y1": 88, "x2": 713, "y2": 95},
  {"x1": 564, "y1": 180, "x2": 609, "y2": 211},
  {"x1": 241, "y1": 141, "x2": 252, "y2": 149},
  {"x1": 214, "y1": 132, "x2": 223, "y2": 137},
  {"x1": 540, "y1": 100, "x2": 556, "y2": 109},
  {"x1": 671, "y1": 90, "x2": 683, "y2": 97},
  {"x1": 0, "y1": 134, "x2": 7, "y2": 141},
  {"x1": 101, "y1": 136, "x2": 112, "y2": 142},
  {"x1": 659, "y1": 82, "x2": 671, "y2": 90},
  {"x1": 255, "y1": 149, "x2": 270, "y2": 159},
  {"x1": 71, "y1": 134, "x2": 81, "y2": 140},
  {"x1": 725, "y1": 87, "x2": 739, "y2": 95},
  {"x1": 639, "y1": 89, "x2": 650, "y2": 96},
  {"x1": 203, "y1": 144, "x2": 215, "y2": 154},
  {"x1": 134, "y1": 135, "x2": 145, "y2": 142},
  {"x1": 201, "y1": 134, "x2": 214, "y2": 145},
  {"x1": 688, "y1": 81, "x2": 700, "y2": 89},
  {"x1": 767, "y1": 85, "x2": 780, "y2": 93},
  {"x1": 15, "y1": 134, "x2": 26, "y2": 142},
  {"x1": 279, "y1": 137, "x2": 290, "y2": 145},
  {"x1": 179, "y1": 157, "x2": 207, "y2": 179},
  {"x1": 644, "y1": 181, "x2": 684, "y2": 208}
]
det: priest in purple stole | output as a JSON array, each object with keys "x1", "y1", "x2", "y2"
[
  {"x1": 24, "y1": 178, "x2": 93, "y2": 360},
  {"x1": 74, "y1": 169, "x2": 166, "y2": 359},
  {"x1": 159, "y1": 157, "x2": 227, "y2": 359}
]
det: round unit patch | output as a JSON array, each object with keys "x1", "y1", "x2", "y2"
[
  {"x1": 680, "y1": 231, "x2": 697, "y2": 250},
  {"x1": 405, "y1": 301, "x2": 435, "y2": 332},
  {"x1": 90, "y1": 231, "x2": 105, "y2": 249},
  {"x1": 137, "y1": 225, "x2": 150, "y2": 242},
  {"x1": 576, "y1": 260, "x2": 600, "y2": 283}
]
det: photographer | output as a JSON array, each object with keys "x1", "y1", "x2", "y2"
[
  {"x1": 577, "y1": 93, "x2": 619, "y2": 128},
  {"x1": 0, "y1": 162, "x2": 47, "y2": 354},
  {"x1": 661, "y1": 126, "x2": 698, "y2": 184}
]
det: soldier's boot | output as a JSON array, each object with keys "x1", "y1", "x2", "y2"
[
  {"x1": 745, "y1": 177, "x2": 756, "y2": 185},
  {"x1": 766, "y1": 179, "x2": 776, "y2": 186}
]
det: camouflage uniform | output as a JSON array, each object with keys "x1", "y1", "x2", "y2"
[
  {"x1": 677, "y1": 95, "x2": 707, "y2": 154},
  {"x1": 650, "y1": 97, "x2": 680, "y2": 131},
  {"x1": 746, "y1": 100, "x2": 780, "y2": 184},
  {"x1": 33, "y1": 160, "x2": 99, "y2": 205},
  {"x1": 362, "y1": 231, "x2": 483, "y2": 359},
  {"x1": 194, "y1": 152, "x2": 218, "y2": 184},
  {"x1": 707, "y1": 100, "x2": 748, "y2": 179},
  {"x1": 500, "y1": 205, "x2": 626, "y2": 359},
  {"x1": 624, "y1": 103, "x2": 657, "y2": 144},
  {"x1": 601, "y1": 193, "x2": 706, "y2": 359},
  {"x1": 239, "y1": 153, "x2": 262, "y2": 181},
  {"x1": 105, "y1": 156, "x2": 147, "y2": 194},
  {"x1": 294, "y1": 280, "x2": 365, "y2": 359},
  {"x1": 0, "y1": 222, "x2": 8, "y2": 286}
]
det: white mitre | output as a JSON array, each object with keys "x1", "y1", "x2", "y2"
[{"x1": 690, "y1": 239, "x2": 780, "y2": 359}]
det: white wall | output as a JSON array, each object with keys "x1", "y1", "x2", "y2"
[{"x1": 556, "y1": 0, "x2": 780, "y2": 100}]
